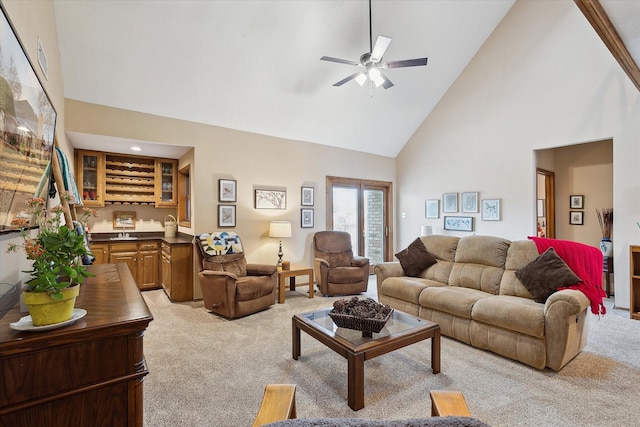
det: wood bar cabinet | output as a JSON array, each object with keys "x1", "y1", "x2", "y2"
[{"x1": 0, "y1": 263, "x2": 153, "y2": 426}]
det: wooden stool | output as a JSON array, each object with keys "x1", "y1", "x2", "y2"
[
  {"x1": 253, "y1": 384, "x2": 297, "y2": 427},
  {"x1": 429, "y1": 390, "x2": 471, "y2": 417}
]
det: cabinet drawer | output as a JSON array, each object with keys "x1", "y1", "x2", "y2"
[
  {"x1": 110, "y1": 242, "x2": 138, "y2": 252},
  {"x1": 139, "y1": 241, "x2": 160, "y2": 251}
]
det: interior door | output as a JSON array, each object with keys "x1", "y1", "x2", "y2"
[
  {"x1": 326, "y1": 176, "x2": 393, "y2": 271},
  {"x1": 536, "y1": 168, "x2": 555, "y2": 238}
]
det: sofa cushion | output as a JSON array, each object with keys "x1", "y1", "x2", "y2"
[
  {"x1": 500, "y1": 240, "x2": 540, "y2": 298},
  {"x1": 420, "y1": 235, "x2": 460, "y2": 262},
  {"x1": 395, "y1": 238, "x2": 437, "y2": 276},
  {"x1": 449, "y1": 236, "x2": 511, "y2": 294},
  {"x1": 381, "y1": 277, "x2": 443, "y2": 304},
  {"x1": 515, "y1": 247, "x2": 581, "y2": 303},
  {"x1": 419, "y1": 286, "x2": 491, "y2": 319},
  {"x1": 471, "y1": 295, "x2": 545, "y2": 338}
]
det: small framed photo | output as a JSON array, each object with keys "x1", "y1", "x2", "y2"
[
  {"x1": 481, "y1": 199, "x2": 501, "y2": 221},
  {"x1": 425, "y1": 199, "x2": 440, "y2": 219},
  {"x1": 218, "y1": 205, "x2": 236, "y2": 228},
  {"x1": 301, "y1": 208, "x2": 314, "y2": 228},
  {"x1": 570, "y1": 195, "x2": 584, "y2": 209},
  {"x1": 443, "y1": 216, "x2": 473, "y2": 232},
  {"x1": 113, "y1": 211, "x2": 136, "y2": 229},
  {"x1": 219, "y1": 179, "x2": 237, "y2": 202},
  {"x1": 301, "y1": 186, "x2": 314, "y2": 206},
  {"x1": 461, "y1": 192, "x2": 479, "y2": 213},
  {"x1": 442, "y1": 193, "x2": 458, "y2": 213},
  {"x1": 570, "y1": 211, "x2": 584, "y2": 225}
]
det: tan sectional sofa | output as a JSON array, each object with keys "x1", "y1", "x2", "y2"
[{"x1": 374, "y1": 235, "x2": 592, "y2": 371}]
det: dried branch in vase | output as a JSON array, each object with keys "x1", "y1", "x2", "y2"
[{"x1": 596, "y1": 208, "x2": 613, "y2": 238}]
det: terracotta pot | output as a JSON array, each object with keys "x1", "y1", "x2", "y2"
[{"x1": 22, "y1": 285, "x2": 80, "y2": 326}]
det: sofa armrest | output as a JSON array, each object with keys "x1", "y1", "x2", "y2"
[
  {"x1": 374, "y1": 262, "x2": 405, "y2": 297},
  {"x1": 544, "y1": 289, "x2": 590, "y2": 317},
  {"x1": 351, "y1": 256, "x2": 369, "y2": 267},
  {"x1": 247, "y1": 263, "x2": 277, "y2": 276}
]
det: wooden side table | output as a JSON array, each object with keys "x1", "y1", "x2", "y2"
[
  {"x1": 277, "y1": 267, "x2": 314, "y2": 303},
  {"x1": 603, "y1": 256, "x2": 614, "y2": 297}
]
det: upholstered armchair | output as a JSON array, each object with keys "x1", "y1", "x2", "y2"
[
  {"x1": 313, "y1": 231, "x2": 369, "y2": 296},
  {"x1": 195, "y1": 232, "x2": 277, "y2": 319}
]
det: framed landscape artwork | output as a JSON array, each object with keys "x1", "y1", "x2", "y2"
[
  {"x1": 0, "y1": 6, "x2": 57, "y2": 233},
  {"x1": 113, "y1": 211, "x2": 136, "y2": 229}
]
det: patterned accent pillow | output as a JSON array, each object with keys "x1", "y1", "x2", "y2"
[{"x1": 199, "y1": 231, "x2": 244, "y2": 256}]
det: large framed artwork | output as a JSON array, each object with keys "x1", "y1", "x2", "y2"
[
  {"x1": 254, "y1": 188, "x2": 286, "y2": 209},
  {"x1": 0, "y1": 6, "x2": 57, "y2": 233}
]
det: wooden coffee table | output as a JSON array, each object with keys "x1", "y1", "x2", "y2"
[{"x1": 292, "y1": 308, "x2": 440, "y2": 410}]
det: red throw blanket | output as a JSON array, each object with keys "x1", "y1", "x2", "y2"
[{"x1": 528, "y1": 236, "x2": 606, "y2": 315}]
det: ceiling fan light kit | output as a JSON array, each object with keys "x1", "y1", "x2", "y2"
[{"x1": 321, "y1": 0, "x2": 428, "y2": 92}]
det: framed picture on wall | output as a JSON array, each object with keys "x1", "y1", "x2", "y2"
[
  {"x1": 425, "y1": 199, "x2": 439, "y2": 219},
  {"x1": 481, "y1": 199, "x2": 501, "y2": 221},
  {"x1": 301, "y1": 208, "x2": 314, "y2": 228},
  {"x1": 461, "y1": 192, "x2": 479, "y2": 213},
  {"x1": 218, "y1": 205, "x2": 236, "y2": 227},
  {"x1": 443, "y1": 216, "x2": 473, "y2": 232},
  {"x1": 113, "y1": 212, "x2": 136, "y2": 229},
  {"x1": 442, "y1": 193, "x2": 458, "y2": 213},
  {"x1": 255, "y1": 189, "x2": 287, "y2": 209},
  {"x1": 570, "y1": 195, "x2": 584, "y2": 209},
  {"x1": 301, "y1": 186, "x2": 314, "y2": 206},
  {"x1": 219, "y1": 179, "x2": 237, "y2": 202},
  {"x1": 570, "y1": 211, "x2": 584, "y2": 225}
]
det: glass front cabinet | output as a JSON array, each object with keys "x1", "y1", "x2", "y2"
[
  {"x1": 155, "y1": 159, "x2": 178, "y2": 207},
  {"x1": 76, "y1": 150, "x2": 104, "y2": 207}
]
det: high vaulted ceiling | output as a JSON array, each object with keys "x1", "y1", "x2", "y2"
[
  {"x1": 52, "y1": 1, "x2": 639, "y2": 159},
  {"x1": 53, "y1": 0, "x2": 515, "y2": 158}
]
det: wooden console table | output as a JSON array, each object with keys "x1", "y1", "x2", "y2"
[{"x1": 0, "y1": 263, "x2": 153, "y2": 426}]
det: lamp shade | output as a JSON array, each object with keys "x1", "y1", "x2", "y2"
[
  {"x1": 269, "y1": 221, "x2": 292, "y2": 238},
  {"x1": 421, "y1": 225, "x2": 433, "y2": 236}
]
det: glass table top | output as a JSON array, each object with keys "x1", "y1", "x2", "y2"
[{"x1": 299, "y1": 307, "x2": 430, "y2": 346}]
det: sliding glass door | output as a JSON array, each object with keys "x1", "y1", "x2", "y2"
[{"x1": 327, "y1": 177, "x2": 392, "y2": 270}]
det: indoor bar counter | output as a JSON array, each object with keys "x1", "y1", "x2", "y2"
[{"x1": 0, "y1": 263, "x2": 153, "y2": 427}]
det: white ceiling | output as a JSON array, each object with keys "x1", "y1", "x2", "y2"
[
  {"x1": 53, "y1": 0, "x2": 515, "y2": 158},
  {"x1": 52, "y1": 1, "x2": 640, "y2": 160}
]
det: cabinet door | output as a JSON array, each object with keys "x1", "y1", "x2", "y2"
[
  {"x1": 90, "y1": 243, "x2": 109, "y2": 264},
  {"x1": 155, "y1": 159, "x2": 178, "y2": 207},
  {"x1": 138, "y1": 250, "x2": 160, "y2": 290},
  {"x1": 76, "y1": 150, "x2": 104, "y2": 207},
  {"x1": 109, "y1": 251, "x2": 137, "y2": 278}
]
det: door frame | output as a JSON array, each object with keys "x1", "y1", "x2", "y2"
[
  {"x1": 325, "y1": 176, "x2": 393, "y2": 263},
  {"x1": 536, "y1": 168, "x2": 556, "y2": 239}
]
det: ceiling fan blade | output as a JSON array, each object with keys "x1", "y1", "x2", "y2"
[
  {"x1": 320, "y1": 56, "x2": 361, "y2": 66},
  {"x1": 333, "y1": 71, "x2": 365, "y2": 87},
  {"x1": 370, "y1": 35, "x2": 392, "y2": 63},
  {"x1": 380, "y1": 72, "x2": 394, "y2": 89},
  {"x1": 383, "y1": 57, "x2": 428, "y2": 69}
]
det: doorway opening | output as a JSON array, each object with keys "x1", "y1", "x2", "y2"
[{"x1": 536, "y1": 168, "x2": 555, "y2": 238}]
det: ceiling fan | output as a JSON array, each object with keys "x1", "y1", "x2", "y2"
[{"x1": 320, "y1": 0, "x2": 428, "y2": 90}]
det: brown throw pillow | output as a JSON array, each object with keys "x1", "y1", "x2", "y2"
[
  {"x1": 395, "y1": 238, "x2": 437, "y2": 277},
  {"x1": 515, "y1": 247, "x2": 581, "y2": 303}
]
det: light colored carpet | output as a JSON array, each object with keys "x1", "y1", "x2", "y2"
[{"x1": 141, "y1": 281, "x2": 640, "y2": 426}]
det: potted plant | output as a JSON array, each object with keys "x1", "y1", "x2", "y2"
[{"x1": 7, "y1": 191, "x2": 97, "y2": 326}]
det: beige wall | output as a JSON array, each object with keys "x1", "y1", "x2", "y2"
[
  {"x1": 64, "y1": 100, "x2": 396, "y2": 270},
  {"x1": 0, "y1": 1, "x2": 70, "y2": 287},
  {"x1": 396, "y1": 0, "x2": 639, "y2": 309}
]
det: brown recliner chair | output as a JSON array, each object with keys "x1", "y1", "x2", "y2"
[
  {"x1": 195, "y1": 231, "x2": 277, "y2": 319},
  {"x1": 313, "y1": 231, "x2": 369, "y2": 296}
]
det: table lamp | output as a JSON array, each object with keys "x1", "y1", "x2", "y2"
[{"x1": 269, "y1": 221, "x2": 292, "y2": 270}]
